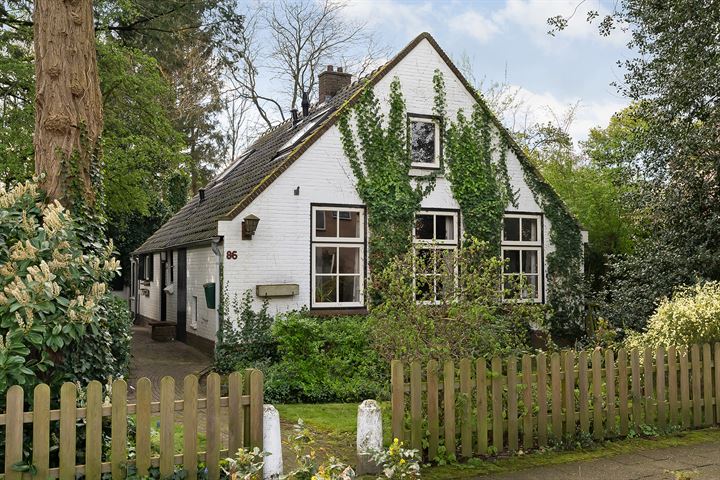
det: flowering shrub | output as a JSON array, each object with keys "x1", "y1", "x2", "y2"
[
  {"x1": 625, "y1": 281, "x2": 720, "y2": 349},
  {"x1": 371, "y1": 439, "x2": 421, "y2": 479},
  {"x1": 220, "y1": 447, "x2": 269, "y2": 480},
  {"x1": 0, "y1": 180, "x2": 121, "y2": 397}
]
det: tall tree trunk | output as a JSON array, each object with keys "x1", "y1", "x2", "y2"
[{"x1": 33, "y1": 0, "x2": 103, "y2": 206}]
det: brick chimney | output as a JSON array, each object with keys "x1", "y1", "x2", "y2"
[{"x1": 318, "y1": 65, "x2": 352, "y2": 102}]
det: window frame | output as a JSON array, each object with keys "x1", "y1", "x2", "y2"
[
  {"x1": 310, "y1": 204, "x2": 367, "y2": 309},
  {"x1": 501, "y1": 212, "x2": 544, "y2": 303},
  {"x1": 408, "y1": 113, "x2": 442, "y2": 170},
  {"x1": 412, "y1": 209, "x2": 460, "y2": 304}
]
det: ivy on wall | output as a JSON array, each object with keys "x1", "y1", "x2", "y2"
[{"x1": 338, "y1": 77, "x2": 436, "y2": 283}]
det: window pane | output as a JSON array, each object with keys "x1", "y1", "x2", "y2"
[
  {"x1": 339, "y1": 275, "x2": 361, "y2": 302},
  {"x1": 337, "y1": 211, "x2": 360, "y2": 238},
  {"x1": 315, "y1": 276, "x2": 336, "y2": 303},
  {"x1": 411, "y1": 121, "x2": 436, "y2": 164},
  {"x1": 522, "y1": 250, "x2": 539, "y2": 274},
  {"x1": 415, "y1": 214, "x2": 434, "y2": 240},
  {"x1": 416, "y1": 248, "x2": 434, "y2": 274},
  {"x1": 415, "y1": 275, "x2": 434, "y2": 301},
  {"x1": 503, "y1": 217, "x2": 520, "y2": 241},
  {"x1": 338, "y1": 247, "x2": 360, "y2": 274},
  {"x1": 437, "y1": 249, "x2": 455, "y2": 276},
  {"x1": 315, "y1": 246, "x2": 337, "y2": 273},
  {"x1": 522, "y1": 218, "x2": 538, "y2": 242},
  {"x1": 435, "y1": 215, "x2": 454, "y2": 241},
  {"x1": 503, "y1": 249, "x2": 520, "y2": 273},
  {"x1": 315, "y1": 210, "x2": 334, "y2": 237},
  {"x1": 525, "y1": 275, "x2": 540, "y2": 299}
]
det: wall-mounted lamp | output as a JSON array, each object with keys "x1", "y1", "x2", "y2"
[
  {"x1": 242, "y1": 214, "x2": 260, "y2": 240},
  {"x1": 159, "y1": 251, "x2": 167, "y2": 262}
]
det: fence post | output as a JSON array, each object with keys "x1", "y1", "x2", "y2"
[
  {"x1": 476, "y1": 358, "x2": 488, "y2": 455},
  {"x1": 263, "y1": 405, "x2": 283, "y2": 479},
  {"x1": 135, "y1": 377, "x2": 152, "y2": 477},
  {"x1": 250, "y1": 369, "x2": 265, "y2": 450},
  {"x1": 605, "y1": 349, "x2": 616, "y2": 437},
  {"x1": 680, "y1": 347, "x2": 691, "y2": 427},
  {"x1": 443, "y1": 361, "x2": 456, "y2": 456},
  {"x1": 537, "y1": 353, "x2": 548, "y2": 447},
  {"x1": 550, "y1": 352, "x2": 562, "y2": 441},
  {"x1": 427, "y1": 360, "x2": 440, "y2": 460},
  {"x1": 60, "y1": 382, "x2": 77, "y2": 480},
  {"x1": 631, "y1": 349, "x2": 642, "y2": 428},
  {"x1": 491, "y1": 356, "x2": 504, "y2": 452},
  {"x1": 459, "y1": 358, "x2": 472, "y2": 458},
  {"x1": 86, "y1": 380, "x2": 103, "y2": 479},
  {"x1": 563, "y1": 351, "x2": 576, "y2": 437},
  {"x1": 592, "y1": 349, "x2": 603, "y2": 440},
  {"x1": 643, "y1": 347, "x2": 655, "y2": 426},
  {"x1": 714, "y1": 343, "x2": 720, "y2": 424},
  {"x1": 578, "y1": 351, "x2": 589, "y2": 435},
  {"x1": 356, "y1": 400, "x2": 382, "y2": 475},
  {"x1": 410, "y1": 361, "x2": 422, "y2": 452},
  {"x1": 184, "y1": 374, "x2": 199, "y2": 480},
  {"x1": 207, "y1": 373, "x2": 221, "y2": 479},
  {"x1": 618, "y1": 348, "x2": 629, "y2": 436},
  {"x1": 4, "y1": 385, "x2": 23, "y2": 480},
  {"x1": 668, "y1": 346, "x2": 678, "y2": 426},
  {"x1": 702, "y1": 344, "x2": 714, "y2": 425},
  {"x1": 522, "y1": 354, "x2": 533, "y2": 450},
  {"x1": 228, "y1": 371, "x2": 244, "y2": 454},
  {"x1": 32, "y1": 384, "x2": 50, "y2": 480},
  {"x1": 391, "y1": 360, "x2": 404, "y2": 443},
  {"x1": 656, "y1": 347, "x2": 667, "y2": 428},
  {"x1": 507, "y1": 356, "x2": 518, "y2": 452},
  {"x1": 691, "y1": 344, "x2": 702, "y2": 426}
]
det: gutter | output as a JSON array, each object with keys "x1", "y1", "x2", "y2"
[{"x1": 210, "y1": 236, "x2": 224, "y2": 345}]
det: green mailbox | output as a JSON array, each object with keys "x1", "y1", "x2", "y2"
[{"x1": 203, "y1": 282, "x2": 216, "y2": 309}]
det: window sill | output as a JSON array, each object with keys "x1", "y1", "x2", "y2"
[{"x1": 309, "y1": 307, "x2": 369, "y2": 317}]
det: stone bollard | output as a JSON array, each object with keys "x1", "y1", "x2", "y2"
[
  {"x1": 263, "y1": 404, "x2": 283, "y2": 479},
  {"x1": 356, "y1": 400, "x2": 383, "y2": 475}
]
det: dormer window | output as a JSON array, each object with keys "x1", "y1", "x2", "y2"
[{"x1": 409, "y1": 115, "x2": 441, "y2": 169}]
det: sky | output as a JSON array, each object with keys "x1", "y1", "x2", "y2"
[{"x1": 337, "y1": 0, "x2": 632, "y2": 145}]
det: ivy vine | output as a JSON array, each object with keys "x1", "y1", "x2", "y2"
[{"x1": 338, "y1": 77, "x2": 436, "y2": 282}]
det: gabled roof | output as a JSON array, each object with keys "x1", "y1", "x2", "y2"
[{"x1": 135, "y1": 32, "x2": 578, "y2": 255}]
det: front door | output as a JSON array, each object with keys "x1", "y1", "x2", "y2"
[{"x1": 176, "y1": 249, "x2": 187, "y2": 342}]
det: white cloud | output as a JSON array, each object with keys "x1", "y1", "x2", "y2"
[
  {"x1": 450, "y1": 11, "x2": 500, "y2": 44},
  {"x1": 341, "y1": 0, "x2": 436, "y2": 38}
]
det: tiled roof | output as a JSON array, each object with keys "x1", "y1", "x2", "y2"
[{"x1": 134, "y1": 32, "x2": 581, "y2": 255}]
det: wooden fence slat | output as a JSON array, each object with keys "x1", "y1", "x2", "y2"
[
  {"x1": 160, "y1": 376, "x2": 175, "y2": 478},
  {"x1": 459, "y1": 359, "x2": 472, "y2": 458},
  {"x1": 85, "y1": 381, "x2": 103, "y2": 480},
  {"x1": 691, "y1": 344, "x2": 702, "y2": 427},
  {"x1": 444, "y1": 361, "x2": 457, "y2": 456},
  {"x1": 111, "y1": 379, "x2": 128, "y2": 480},
  {"x1": 551, "y1": 352, "x2": 562, "y2": 441},
  {"x1": 492, "y1": 356, "x2": 504, "y2": 452},
  {"x1": 184, "y1": 374, "x2": 199, "y2": 480},
  {"x1": 680, "y1": 348, "x2": 691, "y2": 427},
  {"x1": 537, "y1": 353, "x2": 548, "y2": 447},
  {"x1": 229, "y1": 371, "x2": 244, "y2": 455},
  {"x1": 135, "y1": 377, "x2": 152, "y2": 477},
  {"x1": 427, "y1": 360, "x2": 440, "y2": 460},
  {"x1": 475, "y1": 359, "x2": 487, "y2": 455},
  {"x1": 631, "y1": 349, "x2": 642, "y2": 428},
  {"x1": 592, "y1": 349, "x2": 603, "y2": 440},
  {"x1": 668, "y1": 346, "x2": 678, "y2": 426},
  {"x1": 605, "y1": 349, "x2": 616, "y2": 437},
  {"x1": 702, "y1": 344, "x2": 714, "y2": 425},
  {"x1": 391, "y1": 360, "x2": 404, "y2": 443},
  {"x1": 644, "y1": 347, "x2": 655, "y2": 426},
  {"x1": 618, "y1": 348, "x2": 629, "y2": 436},
  {"x1": 207, "y1": 372, "x2": 222, "y2": 480},
  {"x1": 578, "y1": 351, "x2": 590, "y2": 435},
  {"x1": 715, "y1": 343, "x2": 720, "y2": 424},
  {"x1": 410, "y1": 361, "x2": 423, "y2": 452},
  {"x1": 60, "y1": 383, "x2": 77, "y2": 480},
  {"x1": 243, "y1": 369, "x2": 252, "y2": 448},
  {"x1": 5, "y1": 385, "x2": 23, "y2": 480},
  {"x1": 32, "y1": 384, "x2": 50, "y2": 480},
  {"x1": 522, "y1": 354, "x2": 533, "y2": 449},
  {"x1": 507, "y1": 356, "x2": 518, "y2": 452},
  {"x1": 656, "y1": 347, "x2": 667, "y2": 428},
  {"x1": 249, "y1": 369, "x2": 264, "y2": 449},
  {"x1": 563, "y1": 351, "x2": 576, "y2": 437}
]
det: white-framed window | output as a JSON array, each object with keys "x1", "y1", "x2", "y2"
[
  {"x1": 501, "y1": 213, "x2": 542, "y2": 302},
  {"x1": 409, "y1": 115, "x2": 441, "y2": 168},
  {"x1": 311, "y1": 206, "x2": 365, "y2": 308},
  {"x1": 412, "y1": 210, "x2": 459, "y2": 303}
]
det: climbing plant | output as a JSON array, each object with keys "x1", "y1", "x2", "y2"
[{"x1": 338, "y1": 77, "x2": 436, "y2": 286}]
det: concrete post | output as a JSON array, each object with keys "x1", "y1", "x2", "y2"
[
  {"x1": 356, "y1": 400, "x2": 383, "y2": 475},
  {"x1": 263, "y1": 404, "x2": 283, "y2": 479}
]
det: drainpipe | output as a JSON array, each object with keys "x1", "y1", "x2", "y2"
[
  {"x1": 210, "y1": 236, "x2": 224, "y2": 344},
  {"x1": 130, "y1": 256, "x2": 139, "y2": 322}
]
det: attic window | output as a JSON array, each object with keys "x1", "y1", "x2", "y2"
[{"x1": 409, "y1": 115, "x2": 441, "y2": 169}]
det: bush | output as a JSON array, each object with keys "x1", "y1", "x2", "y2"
[
  {"x1": 64, "y1": 294, "x2": 133, "y2": 384},
  {"x1": 0, "y1": 180, "x2": 121, "y2": 399},
  {"x1": 264, "y1": 313, "x2": 387, "y2": 403},
  {"x1": 368, "y1": 238, "x2": 546, "y2": 363},
  {"x1": 625, "y1": 281, "x2": 720, "y2": 349},
  {"x1": 215, "y1": 289, "x2": 276, "y2": 374}
]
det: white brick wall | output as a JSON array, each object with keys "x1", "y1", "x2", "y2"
[
  {"x1": 214, "y1": 37, "x2": 558, "y2": 320},
  {"x1": 185, "y1": 246, "x2": 218, "y2": 340}
]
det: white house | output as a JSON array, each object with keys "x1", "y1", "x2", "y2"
[{"x1": 132, "y1": 33, "x2": 586, "y2": 353}]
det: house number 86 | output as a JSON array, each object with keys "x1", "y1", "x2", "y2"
[{"x1": 226, "y1": 250, "x2": 238, "y2": 260}]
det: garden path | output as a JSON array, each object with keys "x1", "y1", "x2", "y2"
[{"x1": 478, "y1": 441, "x2": 720, "y2": 480}]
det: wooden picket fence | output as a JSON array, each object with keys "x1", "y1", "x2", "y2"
[
  {"x1": 391, "y1": 343, "x2": 720, "y2": 460},
  {"x1": 1, "y1": 370, "x2": 264, "y2": 479}
]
